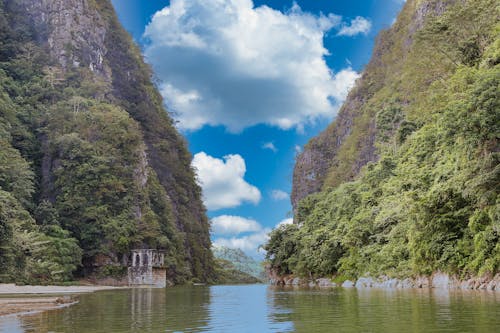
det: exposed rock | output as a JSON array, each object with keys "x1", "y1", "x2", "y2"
[
  {"x1": 431, "y1": 272, "x2": 450, "y2": 289},
  {"x1": 460, "y1": 279, "x2": 475, "y2": 290},
  {"x1": 290, "y1": 0, "x2": 457, "y2": 216},
  {"x1": 399, "y1": 278, "x2": 415, "y2": 289},
  {"x1": 342, "y1": 280, "x2": 355, "y2": 288},
  {"x1": 19, "y1": 0, "x2": 112, "y2": 81},
  {"x1": 486, "y1": 280, "x2": 496, "y2": 291},
  {"x1": 355, "y1": 277, "x2": 374, "y2": 288},
  {"x1": 317, "y1": 278, "x2": 335, "y2": 288},
  {"x1": 415, "y1": 276, "x2": 430, "y2": 288},
  {"x1": 269, "y1": 272, "x2": 500, "y2": 292}
]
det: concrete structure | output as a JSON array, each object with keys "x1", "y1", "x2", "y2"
[{"x1": 128, "y1": 249, "x2": 166, "y2": 287}]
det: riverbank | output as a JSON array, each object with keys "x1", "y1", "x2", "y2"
[
  {"x1": 0, "y1": 284, "x2": 125, "y2": 295},
  {"x1": 0, "y1": 296, "x2": 77, "y2": 317},
  {"x1": 0, "y1": 284, "x2": 125, "y2": 317},
  {"x1": 269, "y1": 272, "x2": 500, "y2": 291}
]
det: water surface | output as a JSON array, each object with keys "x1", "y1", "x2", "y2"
[{"x1": 1, "y1": 284, "x2": 499, "y2": 332}]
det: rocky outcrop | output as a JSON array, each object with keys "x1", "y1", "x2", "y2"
[
  {"x1": 290, "y1": 0, "x2": 457, "y2": 215},
  {"x1": 291, "y1": 93, "x2": 371, "y2": 212},
  {"x1": 0, "y1": 0, "x2": 216, "y2": 282},
  {"x1": 352, "y1": 273, "x2": 500, "y2": 291},
  {"x1": 19, "y1": 0, "x2": 112, "y2": 80},
  {"x1": 269, "y1": 273, "x2": 500, "y2": 291},
  {"x1": 269, "y1": 275, "x2": 337, "y2": 288}
]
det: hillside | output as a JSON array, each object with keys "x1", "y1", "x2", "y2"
[
  {"x1": 0, "y1": 0, "x2": 215, "y2": 284},
  {"x1": 212, "y1": 246, "x2": 265, "y2": 281},
  {"x1": 267, "y1": 0, "x2": 499, "y2": 280}
]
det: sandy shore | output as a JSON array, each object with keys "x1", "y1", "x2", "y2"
[
  {"x1": 0, "y1": 284, "x2": 125, "y2": 317},
  {"x1": 0, "y1": 296, "x2": 78, "y2": 317},
  {"x1": 0, "y1": 283, "x2": 125, "y2": 295}
]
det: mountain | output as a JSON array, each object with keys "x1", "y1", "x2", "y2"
[
  {"x1": 0, "y1": 0, "x2": 215, "y2": 284},
  {"x1": 212, "y1": 246, "x2": 266, "y2": 281},
  {"x1": 267, "y1": 0, "x2": 499, "y2": 279},
  {"x1": 213, "y1": 258, "x2": 263, "y2": 285}
]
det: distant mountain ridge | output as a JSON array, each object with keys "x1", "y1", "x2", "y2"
[{"x1": 212, "y1": 246, "x2": 266, "y2": 281}]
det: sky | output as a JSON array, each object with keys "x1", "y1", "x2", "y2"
[{"x1": 110, "y1": 0, "x2": 405, "y2": 258}]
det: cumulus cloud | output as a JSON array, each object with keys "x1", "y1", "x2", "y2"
[
  {"x1": 144, "y1": 0, "x2": 361, "y2": 132},
  {"x1": 213, "y1": 216, "x2": 294, "y2": 255},
  {"x1": 337, "y1": 16, "x2": 372, "y2": 36},
  {"x1": 271, "y1": 189, "x2": 288, "y2": 201},
  {"x1": 192, "y1": 152, "x2": 261, "y2": 210},
  {"x1": 213, "y1": 228, "x2": 271, "y2": 253},
  {"x1": 277, "y1": 218, "x2": 294, "y2": 227},
  {"x1": 211, "y1": 215, "x2": 261, "y2": 235},
  {"x1": 262, "y1": 142, "x2": 277, "y2": 152}
]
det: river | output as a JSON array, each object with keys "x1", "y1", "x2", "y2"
[{"x1": 1, "y1": 284, "x2": 499, "y2": 332}]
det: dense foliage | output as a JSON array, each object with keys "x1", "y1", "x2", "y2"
[
  {"x1": 0, "y1": 0, "x2": 214, "y2": 283},
  {"x1": 266, "y1": 0, "x2": 499, "y2": 280}
]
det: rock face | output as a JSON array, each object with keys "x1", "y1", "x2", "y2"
[
  {"x1": 342, "y1": 280, "x2": 355, "y2": 288},
  {"x1": 269, "y1": 273, "x2": 500, "y2": 291},
  {"x1": 19, "y1": 0, "x2": 111, "y2": 80},
  {"x1": 291, "y1": 0, "x2": 458, "y2": 215},
  {"x1": 291, "y1": 94, "x2": 374, "y2": 211},
  {"x1": 0, "y1": 0, "x2": 215, "y2": 282}
]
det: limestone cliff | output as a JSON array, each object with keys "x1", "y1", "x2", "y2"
[
  {"x1": 291, "y1": 0, "x2": 457, "y2": 213},
  {"x1": 0, "y1": 0, "x2": 215, "y2": 283},
  {"x1": 267, "y1": 0, "x2": 498, "y2": 280}
]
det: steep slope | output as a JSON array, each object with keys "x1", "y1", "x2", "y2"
[
  {"x1": 268, "y1": 0, "x2": 499, "y2": 280},
  {"x1": 0, "y1": 0, "x2": 214, "y2": 283},
  {"x1": 213, "y1": 258, "x2": 263, "y2": 285},
  {"x1": 212, "y1": 246, "x2": 265, "y2": 281},
  {"x1": 292, "y1": 0, "x2": 464, "y2": 209}
]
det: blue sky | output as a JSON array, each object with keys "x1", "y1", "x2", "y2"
[{"x1": 111, "y1": 0, "x2": 405, "y2": 257}]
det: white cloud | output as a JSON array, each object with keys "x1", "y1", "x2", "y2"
[
  {"x1": 277, "y1": 218, "x2": 294, "y2": 227},
  {"x1": 192, "y1": 152, "x2": 261, "y2": 210},
  {"x1": 213, "y1": 228, "x2": 271, "y2": 253},
  {"x1": 213, "y1": 216, "x2": 294, "y2": 256},
  {"x1": 337, "y1": 16, "x2": 372, "y2": 36},
  {"x1": 294, "y1": 145, "x2": 302, "y2": 154},
  {"x1": 271, "y1": 189, "x2": 288, "y2": 201},
  {"x1": 211, "y1": 215, "x2": 261, "y2": 235},
  {"x1": 262, "y1": 142, "x2": 277, "y2": 152},
  {"x1": 144, "y1": 0, "x2": 360, "y2": 132}
]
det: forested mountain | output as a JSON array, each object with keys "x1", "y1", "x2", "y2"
[
  {"x1": 267, "y1": 0, "x2": 499, "y2": 280},
  {"x1": 213, "y1": 246, "x2": 265, "y2": 281},
  {"x1": 0, "y1": 0, "x2": 215, "y2": 284}
]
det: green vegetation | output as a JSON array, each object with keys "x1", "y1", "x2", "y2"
[
  {"x1": 213, "y1": 258, "x2": 263, "y2": 284},
  {"x1": 266, "y1": 0, "x2": 499, "y2": 280},
  {"x1": 212, "y1": 246, "x2": 266, "y2": 281},
  {"x1": 0, "y1": 0, "x2": 214, "y2": 283}
]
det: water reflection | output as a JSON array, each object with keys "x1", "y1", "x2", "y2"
[
  {"x1": 1, "y1": 285, "x2": 498, "y2": 332},
  {"x1": 0, "y1": 316, "x2": 24, "y2": 333},
  {"x1": 206, "y1": 284, "x2": 294, "y2": 332},
  {"x1": 18, "y1": 287, "x2": 212, "y2": 333},
  {"x1": 270, "y1": 286, "x2": 500, "y2": 333}
]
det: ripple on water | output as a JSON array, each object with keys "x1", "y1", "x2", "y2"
[{"x1": 1, "y1": 285, "x2": 498, "y2": 333}]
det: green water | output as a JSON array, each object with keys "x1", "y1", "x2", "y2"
[{"x1": 1, "y1": 285, "x2": 499, "y2": 332}]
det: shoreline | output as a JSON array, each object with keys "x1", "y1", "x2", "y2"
[
  {"x1": 0, "y1": 283, "x2": 126, "y2": 295},
  {"x1": 269, "y1": 272, "x2": 500, "y2": 291},
  {"x1": 0, "y1": 284, "x2": 126, "y2": 318}
]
